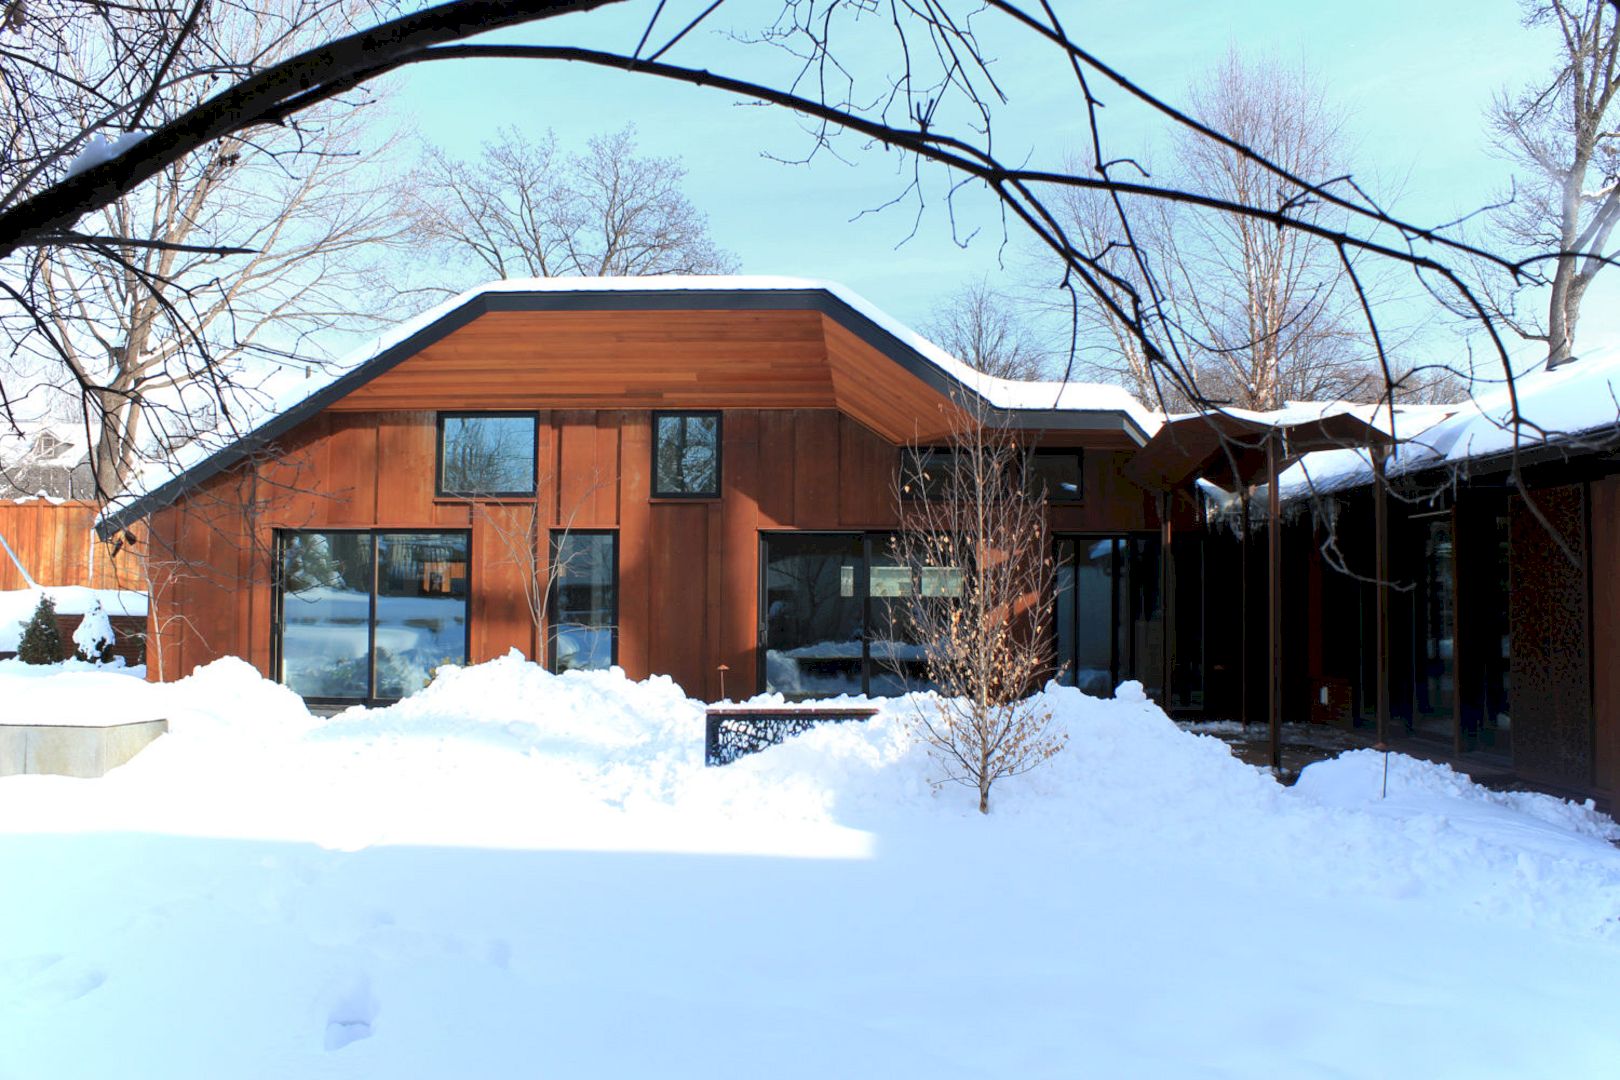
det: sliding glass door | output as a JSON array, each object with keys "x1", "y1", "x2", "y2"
[{"x1": 277, "y1": 530, "x2": 469, "y2": 704}]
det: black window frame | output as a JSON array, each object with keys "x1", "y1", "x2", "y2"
[
  {"x1": 435, "y1": 411, "x2": 540, "y2": 499},
  {"x1": 899, "y1": 446, "x2": 962, "y2": 501},
  {"x1": 271, "y1": 527, "x2": 473, "y2": 707},
  {"x1": 1025, "y1": 448, "x2": 1085, "y2": 504},
  {"x1": 546, "y1": 528, "x2": 620, "y2": 674},
  {"x1": 651, "y1": 410, "x2": 722, "y2": 499}
]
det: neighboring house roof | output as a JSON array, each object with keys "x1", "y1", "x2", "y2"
[
  {"x1": 98, "y1": 276, "x2": 1164, "y2": 536},
  {"x1": 0, "y1": 423, "x2": 96, "y2": 501},
  {"x1": 1279, "y1": 343, "x2": 1620, "y2": 500}
]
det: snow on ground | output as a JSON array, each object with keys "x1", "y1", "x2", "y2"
[{"x1": 2, "y1": 653, "x2": 1618, "y2": 1078}]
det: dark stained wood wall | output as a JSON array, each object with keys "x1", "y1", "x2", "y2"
[
  {"x1": 148, "y1": 408, "x2": 1159, "y2": 700},
  {"x1": 1509, "y1": 483, "x2": 1592, "y2": 792},
  {"x1": 1589, "y1": 476, "x2": 1620, "y2": 803}
]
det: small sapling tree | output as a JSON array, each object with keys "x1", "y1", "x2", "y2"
[
  {"x1": 17, "y1": 594, "x2": 64, "y2": 664},
  {"x1": 890, "y1": 398, "x2": 1066, "y2": 813}
]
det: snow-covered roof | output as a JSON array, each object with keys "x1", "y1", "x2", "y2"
[
  {"x1": 99, "y1": 276, "x2": 1162, "y2": 533},
  {"x1": 1281, "y1": 344, "x2": 1620, "y2": 499}
]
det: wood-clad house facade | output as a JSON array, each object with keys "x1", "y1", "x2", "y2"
[{"x1": 107, "y1": 283, "x2": 1188, "y2": 708}]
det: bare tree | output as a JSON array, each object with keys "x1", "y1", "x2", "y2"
[
  {"x1": 0, "y1": 0, "x2": 402, "y2": 501},
  {"x1": 921, "y1": 277, "x2": 1049, "y2": 381},
  {"x1": 0, "y1": 0, "x2": 1575, "y2": 532},
  {"x1": 399, "y1": 125, "x2": 736, "y2": 297},
  {"x1": 1485, "y1": 0, "x2": 1619, "y2": 366},
  {"x1": 890, "y1": 398, "x2": 1065, "y2": 813},
  {"x1": 1146, "y1": 53, "x2": 1378, "y2": 409}
]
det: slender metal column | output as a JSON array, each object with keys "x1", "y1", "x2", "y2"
[
  {"x1": 1373, "y1": 447, "x2": 1391, "y2": 746},
  {"x1": 1268, "y1": 435, "x2": 1283, "y2": 772}
]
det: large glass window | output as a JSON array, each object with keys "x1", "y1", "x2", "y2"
[
  {"x1": 1025, "y1": 450, "x2": 1083, "y2": 503},
  {"x1": 760, "y1": 533, "x2": 963, "y2": 700},
  {"x1": 277, "y1": 530, "x2": 468, "y2": 702},
  {"x1": 438, "y1": 413, "x2": 537, "y2": 496},
  {"x1": 652, "y1": 412, "x2": 720, "y2": 497},
  {"x1": 549, "y1": 531, "x2": 617, "y2": 672}
]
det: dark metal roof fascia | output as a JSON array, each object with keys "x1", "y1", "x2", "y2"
[{"x1": 97, "y1": 286, "x2": 1145, "y2": 536}]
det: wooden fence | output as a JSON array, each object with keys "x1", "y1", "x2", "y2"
[{"x1": 0, "y1": 500, "x2": 147, "y2": 592}]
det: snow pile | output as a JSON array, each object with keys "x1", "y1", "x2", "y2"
[
  {"x1": 2, "y1": 657, "x2": 1619, "y2": 1078},
  {"x1": 0, "y1": 586, "x2": 146, "y2": 653}
]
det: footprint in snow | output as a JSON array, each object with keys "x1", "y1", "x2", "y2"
[
  {"x1": 0, "y1": 953, "x2": 107, "y2": 1006},
  {"x1": 323, "y1": 974, "x2": 378, "y2": 1051}
]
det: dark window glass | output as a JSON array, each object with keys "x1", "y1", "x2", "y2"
[
  {"x1": 653, "y1": 413, "x2": 720, "y2": 497},
  {"x1": 550, "y1": 532, "x2": 617, "y2": 672},
  {"x1": 276, "y1": 530, "x2": 468, "y2": 701},
  {"x1": 1026, "y1": 450, "x2": 1083, "y2": 502},
  {"x1": 900, "y1": 448, "x2": 964, "y2": 500},
  {"x1": 439, "y1": 414, "x2": 536, "y2": 496}
]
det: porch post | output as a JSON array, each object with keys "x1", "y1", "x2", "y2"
[
  {"x1": 1161, "y1": 490, "x2": 1175, "y2": 711},
  {"x1": 1373, "y1": 446, "x2": 1391, "y2": 745},
  {"x1": 1268, "y1": 434, "x2": 1283, "y2": 772},
  {"x1": 1239, "y1": 488, "x2": 1252, "y2": 728}
]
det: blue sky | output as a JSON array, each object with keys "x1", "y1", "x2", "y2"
[{"x1": 387, "y1": 0, "x2": 1603, "y2": 364}]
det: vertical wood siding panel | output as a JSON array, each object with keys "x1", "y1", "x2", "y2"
[
  {"x1": 375, "y1": 411, "x2": 435, "y2": 523},
  {"x1": 617, "y1": 412, "x2": 652, "y2": 678},
  {"x1": 648, "y1": 503, "x2": 707, "y2": 693},
  {"x1": 756, "y1": 411, "x2": 796, "y2": 527},
  {"x1": 596, "y1": 413, "x2": 622, "y2": 526},
  {"x1": 325, "y1": 412, "x2": 378, "y2": 525},
  {"x1": 838, "y1": 415, "x2": 898, "y2": 528},
  {"x1": 721, "y1": 411, "x2": 761, "y2": 700},
  {"x1": 472, "y1": 504, "x2": 538, "y2": 663},
  {"x1": 557, "y1": 411, "x2": 602, "y2": 527},
  {"x1": 793, "y1": 410, "x2": 840, "y2": 529}
]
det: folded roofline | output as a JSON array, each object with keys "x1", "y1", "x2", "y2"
[{"x1": 96, "y1": 276, "x2": 1161, "y2": 536}]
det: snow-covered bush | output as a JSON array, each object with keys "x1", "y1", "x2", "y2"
[
  {"x1": 16, "y1": 595, "x2": 63, "y2": 664},
  {"x1": 72, "y1": 599, "x2": 117, "y2": 665}
]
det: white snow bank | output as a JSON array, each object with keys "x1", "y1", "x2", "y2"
[
  {"x1": 0, "y1": 586, "x2": 146, "y2": 653},
  {"x1": 2, "y1": 658, "x2": 1619, "y2": 1078}
]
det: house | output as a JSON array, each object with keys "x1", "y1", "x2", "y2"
[
  {"x1": 99, "y1": 277, "x2": 1203, "y2": 709},
  {"x1": 97, "y1": 276, "x2": 1620, "y2": 809}
]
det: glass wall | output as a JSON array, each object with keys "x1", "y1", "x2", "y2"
[
  {"x1": 549, "y1": 531, "x2": 617, "y2": 673},
  {"x1": 1410, "y1": 517, "x2": 1456, "y2": 741},
  {"x1": 277, "y1": 530, "x2": 468, "y2": 702},
  {"x1": 1053, "y1": 534, "x2": 1165, "y2": 700}
]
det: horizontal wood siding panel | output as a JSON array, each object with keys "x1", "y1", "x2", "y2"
[{"x1": 333, "y1": 311, "x2": 836, "y2": 411}]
